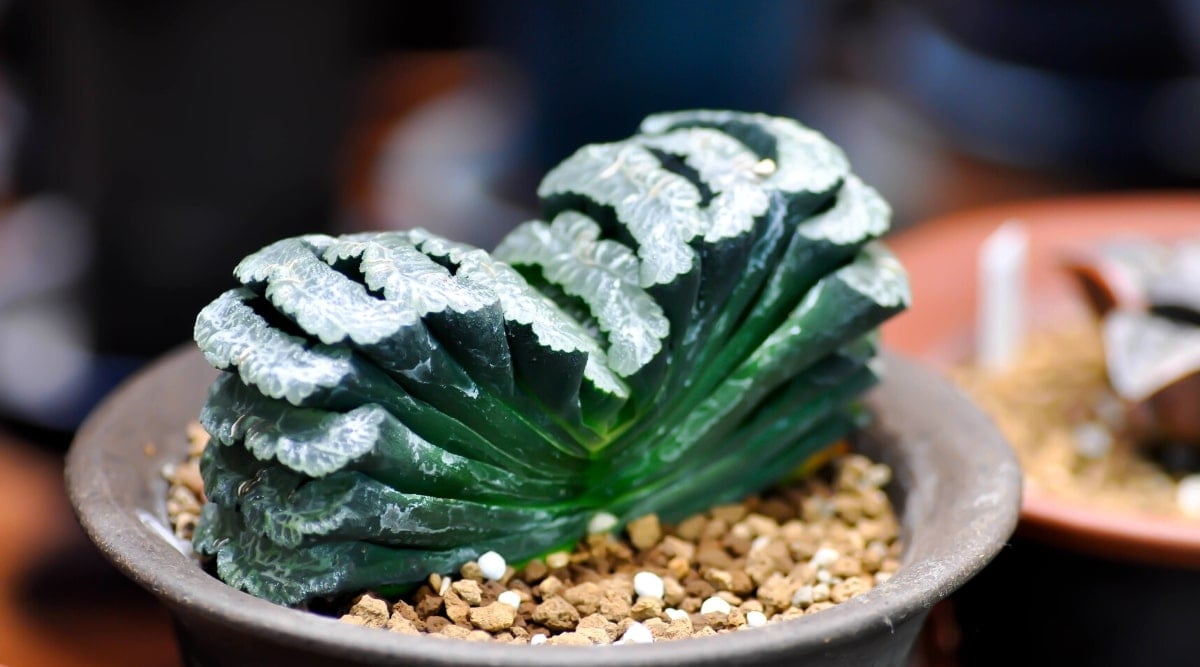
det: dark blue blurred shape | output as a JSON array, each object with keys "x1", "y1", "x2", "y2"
[
  {"x1": 479, "y1": 0, "x2": 832, "y2": 172},
  {"x1": 859, "y1": 1, "x2": 1200, "y2": 179}
]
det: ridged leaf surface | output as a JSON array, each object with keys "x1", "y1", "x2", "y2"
[{"x1": 192, "y1": 111, "x2": 910, "y2": 605}]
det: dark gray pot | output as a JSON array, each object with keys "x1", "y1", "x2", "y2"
[{"x1": 65, "y1": 347, "x2": 1020, "y2": 666}]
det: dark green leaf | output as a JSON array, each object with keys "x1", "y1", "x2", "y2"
[{"x1": 192, "y1": 110, "x2": 910, "y2": 606}]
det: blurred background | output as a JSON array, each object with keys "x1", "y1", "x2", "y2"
[{"x1": 2, "y1": 1, "x2": 1200, "y2": 665}]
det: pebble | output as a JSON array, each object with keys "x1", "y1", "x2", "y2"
[
  {"x1": 626, "y1": 514, "x2": 662, "y2": 550},
  {"x1": 664, "y1": 608, "x2": 689, "y2": 621},
  {"x1": 563, "y1": 582, "x2": 603, "y2": 616},
  {"x1": 460, "y1": 561, "x2": 484, "y2": 581},
  {"x1": 438, "y1": 624, "x2": 472, "y2": 640},
  {"x1": 547, "y1": 632, "x2": 592, "y2": 646},
  {"x1": 862, "y1": 463, "x2": 892, "y2": 488},
  {"x1": 387, "y1": 615, "x2": 420, "y2": 635},
  {"x1": 755, "y1": 574, "x2": 794, "y2": 612},
  {"x1": 1072, "y1": 422, "x2": 1113, "y2": 460},
  {"x1": 745, "y1": 610, "x2": 767, "y2": 628},
  {"x1": 660, "y1": 535, "x2": 697, "y2": 562},
  {"x1": 810, "y1": 547, "x2": 839, "y2": 569},
  {"x1": 469, "y1": 602, "x2": 516, "y2": 632},
  {"x1": 451, "y1": 579, "x2": 483, "y2": 605},
  {"x1": 811, "y1": 583, "x2": 831, "y2": 603},
  {"x1": 530, "y1": 634, "x2": 547, "y2": 646},
  {"x1": 443, "y1": 590, "x2": 471, "y2": 624},
  {"x1": 699, "y1": 596, "x2": 732, "y2": 616},
  {"x1": 577, "y1": 626, "x2": 613, "y2": 645},
  {"x1": 588, "y1": 511, "x2": 619, "y2": 534},
  {"x1": 630, "y1": 596, "x2": 664, "y2": 621},
  {"x1": 533, "y1": 596, "x2": 580, "y2": 631},
  {"x1": 522, "y1": 559, "x2": 548, "y2": 582},
  {"x1": 742, "y1": 514, "x2": 779, "y2": 538},
  {"x1": 710, "y1": 504, "x2": 748, "y2": 524},
  {"x1": 497, "y1": 590, "x2": 522, "y2": 610},
  {"x1": 536, "y1": 575, "x2": 564, "y2": 598},
  {"x1": 342, "y1": 594, "x2": 389, "y2": 629},
  {"x1": 674, "y1": 515, "x2": 707, "y2": 541},
  {"x1": 831, "y1": 576, "x2": 871, "y2": 603},
  {"x1": 1178, "y1": 475, "x2": 1200, "y2": 517},
  {"x1": 617, "y1": 621, "x2": 654, "y2": 644},
  {"x1": 633, "y1": 571, "x2": 665, "y2": 600},
  {"x1": 577, "y1": 613, "x2": 619, "y2": 642},
  {"x1": 598, "y1": 588, "x2": 632, "y2": 622},
  {"x1": 792, "y1": 585, "x2": 814, "y2": 608},
  {"x1": 477, "y1": 552, "x2": 507, "y2": 581}
]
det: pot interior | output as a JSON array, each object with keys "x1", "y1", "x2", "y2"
[{"x1": 66, "y1": 346, "x2": 1020, "y2": 666}]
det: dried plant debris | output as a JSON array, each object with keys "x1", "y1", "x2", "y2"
[
  {"x1": 954, "y1": 323, "x2": 1200, "y2": 517},
  {"x1": 168, "y1": 440, "x2": 902, "y2": 644}
]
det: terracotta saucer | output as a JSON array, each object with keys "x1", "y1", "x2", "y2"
[{"x1": 883, "y1": 192, "x2": 1200, "y2": 568}]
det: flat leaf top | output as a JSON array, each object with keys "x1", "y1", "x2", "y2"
[
  {"x1": 635, "y1": 127, "x2": 769, "y2": 243},
  {"x1": 835, "y1": 242, "x2": 911, "y2": 310},
  {"x1": 201, "y1": 373, "x2": 383, "y2": 477},
  {"x1": 795, "y1": 176, "x2": 890, "y2": 244},
  {"x1": 193, "y1": 111, "x2": 909, "y2": 605},
  {"x1": 452, "y1": 246, "x2": 630, "y2": 408},
  {"x1": 539, "y1": 141, "x2": 704, "y2": 289},
  {"x1": 640, "y1": 110, "x2": 849, "y2": 197},
  {"x1": 326, "y1": 234, "x2": 497, "y2": 317},
  {"x1": 495, "y1": 212, "x2": 669, "y2": 378},
  {"x1": 237, "y1": 237, "x2": 424, "y2": 347},
  {"x1": 194, "y1": 288, "x2": 356, "y2": 405}
]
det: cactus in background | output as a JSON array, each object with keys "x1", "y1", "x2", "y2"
[{"x1": 191, "y1": 111, "x2": 910, "y2": 605}]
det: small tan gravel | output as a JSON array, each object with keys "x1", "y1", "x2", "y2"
[
  {"x1": 342, "y1": 593, "x2": 389, "y2": 629},
  {"x1": 339, "y1": 452, "x2": 902, "y2": 644},
  {"x1": 451, "y1": 580, "x2": 483, "y2": 606},
  {"x1": 532, "y1": 596, "x2": 581, "y2": 632},
  {"x1": 166, "y1": 432, "x2": 902, "y2": 646},
  {"x1": 470, "y1": 602, "x2": 516, "y2": 632}
]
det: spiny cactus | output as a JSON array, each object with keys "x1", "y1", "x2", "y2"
[{"x1": 191, "y1": 110, "x2": 910, "y2": 605}]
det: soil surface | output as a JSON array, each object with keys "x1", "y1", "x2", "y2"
[
  {"x1": 166, "y1": 429, "x2": 902, "y2": 645},
  {"x1": 953, "y1": 321, "x2": 1194, "y2": 517}
]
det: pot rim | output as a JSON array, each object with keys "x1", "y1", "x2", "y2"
[
  {"x1": 66, "y1": 346, "x2": 1020, "y2": 665},
  {"x1": 885, "y1": 191, "x2": 1200, "y2": 569}
]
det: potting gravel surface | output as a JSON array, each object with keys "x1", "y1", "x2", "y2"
[
  {"x1": 953, "y1": 321, "x2": 1195, "y2": 517},
  {"x1": 165, "y1": 427, "x2": 902, "y2": 645}
]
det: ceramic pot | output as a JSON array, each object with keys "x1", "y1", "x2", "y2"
[
  {"x1": 66, "y1": 346, "x2": 1019, "y2": 666},
  {"x1": 884, "y1": 193, "x2": 1200, "y2": 665}
]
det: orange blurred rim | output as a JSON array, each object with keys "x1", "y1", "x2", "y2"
[{"x1": 886, "y1": 192, "x2": 1200, "y2": 569}]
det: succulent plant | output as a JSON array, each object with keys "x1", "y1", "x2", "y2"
[
  {"x1": 191, "y1": 110, "x2": 910, "y2": 606},
  {"x1": 1065, "y1": 238, "x2": 1200, "y2": 445}
]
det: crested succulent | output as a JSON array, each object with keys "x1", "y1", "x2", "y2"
[{"x1": 191, "y1": 110, "x2": 910, "y2": 606}]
